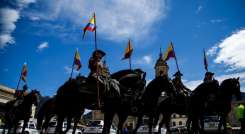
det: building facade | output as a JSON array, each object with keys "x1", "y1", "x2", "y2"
[
  {"x1": 0, "y1": 84, "x2": 37, "y2": 123},
  {"x1": 154, "y1": 50, "x2": 169, "y2": 77},
  {"x1": 170, "y1": 114, "x2": 187, "y2": 127}
]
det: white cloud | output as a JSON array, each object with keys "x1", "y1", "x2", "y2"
[
  {"x1": 0, "y1": 8, "x2": 19, "y2": 48},
  {"x1": 135, "y1": 55, "x2": 153, "y2": 65},
  {"x1": 0, "y1": 0, "x2": 36, "y2": 48},
  {"x1": 196, "y1": 5, "x2": 203, "y2": 14},
  {"x1": 208, "y1": 29, "x2": 245, "y2": 70},
  {"x1": 210, "y1": 19, "x2": 223, "y2": 24},
  {"x1": 184, "y1": 79, "x2": 202, "y2": 90},
  {"x1": 215, "y1": 72, "x2": 245, "y2": 82},
  {"x1": 0, "y1": 34, "x2": 15, "y2": 48},
  {"x1": 184, "y1": 72, "x2": 245, "y2": 91},
  {"x1": 3, "y1": 68, "x2": 9, "y2": 72},
  {"x1": 37, "y1": 42, "x2": 48, "y2": 52},
  {"x1": 207, "y1": 45, "x2": 218, "y2": 56},
  {"x1": 26, "y1": 0, "x2": 168, "y2": 42},
  {"x1": 64, "y1": 66, "x2": 79, "y2": 75}
]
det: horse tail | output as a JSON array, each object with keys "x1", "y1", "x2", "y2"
[
  {"x1": 36, "y1": 98, "x2": 55, "y2": 130},
  {"x1": 36, "y1": 102, "x2": 46, "y2": 130}
]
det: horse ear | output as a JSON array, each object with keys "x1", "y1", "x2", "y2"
[{"x1": 237, "y1": 77, "x2": 240, "y2": 81}]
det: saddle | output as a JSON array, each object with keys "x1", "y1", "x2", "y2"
[
  {"x1": 13, "y1": 99, "x2": 24, "y2": 107},
  {"x1": 76, "y1": 76, "x2": 120, "y2": 95}
]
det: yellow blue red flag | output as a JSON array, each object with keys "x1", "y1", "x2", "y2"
[
  {"x1": 83, "y1": 13, "x2": 96, "y2": 39},
  {"x1": 21, "y1": 63, "x2": 27, "y2": 82},
  {"x1": 122, "y1": 39, "x2": 133, "y2": 60},
  {"x1": 163, "y1": 42, "x2": 175, "y2": 61},
  {"x1": 74, "y1": 49, "x2": 82, "y2": 71}
]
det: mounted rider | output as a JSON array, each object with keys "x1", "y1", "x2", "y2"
[
  {"x1": 14, "y1": 84, "x2": 28, "y2": 106},
  {"x1": 203, "y1": 71, "x2": 219, "y2": 85},
  {"x1": 88, "y1": 50, "x2": 108, "y2": 83},
  {"x1": 88, "y1": 50, "x2": 106, "y2": 76},
  {"x1": 15, "y1": 84, "x2": 28, "y2": 100},
  {"x1": 87, "y1": 49, "x2": 120, "y2": 94},
  {"x1": 172, "y1": 71, "x2": 191, "y2": 96}
]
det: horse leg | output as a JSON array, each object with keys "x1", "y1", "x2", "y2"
[
  {"x1": 56, "y1": 115, "x2": 65, "y2": 134},
  {"x1": 2, "y1": 119, "x2": 8, "y2": 134},
  {"x1": 132, "y1": 114, "x2": 143, "y2": 134},
  {"x1": 64, "y1": 116, "x2": 72, "y2": 134},
  {"x1": 102, "y1": 110, "x2": 115, "y2": 134},
  {"x1": 21, "y1": 118, "x2": 29, "y2": 134},
  {"x1": 41, "y1": 114, "x2": 53, "y2": 134},
  {"x1": 191, "y1": 116, "x2": 199, "y2": 134},
  {"x1": 6, "y1": 120, "x2": 13, "y2": 134},
  {"x1": 12, "y1": 121, "x2": 19, "y2": 134},
  {"x1": 72, "y1": 110, "x2": 84, "y2": 134},
  {"x1": 117, "y1": 113, "x2": 128, "y2": 134},
  {"x1": 165, "y1": 115, "x2": 172, "y2": 134},
  {"x1": 223, "y1": 114, "x2": 227, "y2": 133},
  {"x1": 186, "y1": 118, "x2": 192, "y2": 134},
  {"x1": 72, "y1": 116, "x2": 80, "y2": 134},
  {"x1": 148, "y1": 114, "x2": 154, "y2": 134},
  {"x1": 199, "y1": 115, "x2": 205, "y2": 134},
  {"x1": 218, "y1": 115, "x2": 223, "y2": 132}
]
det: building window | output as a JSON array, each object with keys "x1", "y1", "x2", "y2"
[
  {"x1": 172, "y1": 122, "x2": 176, "y2": 126},
  {"x1": 179, "y1": 121, "x2": 182, "y2": 126},
  {"x1": 172, "y1": 114, "x2": 176, "y2": 118}
]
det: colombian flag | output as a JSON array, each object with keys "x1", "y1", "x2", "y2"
[
  {"x1": 21, "y1": 63, "x2": 27, "y2": 82},
  {"x1": 83, "y1": 13, "x2": 96, "y2": 39},
  {"x1": 122, "y1": 39, "x2": 133, "y2": 60},
  {"x1": 74, "y1": 49, "x2": 82, "y2": 71},
  {"x1": 163, "y1": 42, "x2": 175, "y2": 61}
]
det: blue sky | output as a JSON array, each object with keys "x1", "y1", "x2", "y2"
[{"x1": 0, "y1": 0, "x2": 245, "y2": 96}]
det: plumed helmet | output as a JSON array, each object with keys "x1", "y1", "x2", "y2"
[
  {"x1": 173, "y1": 71, "x2": 183, "y2": 77},
  {"x1": 205, "y1": 71, "x2": 214, "y2": 76},
  {"x1": 23, "y1": 84, "x2": 28, "y2": 90},
  {"x1": 92, "y1": 49, "x2": 106, "y2": 57}
]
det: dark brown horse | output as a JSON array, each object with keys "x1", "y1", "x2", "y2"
[
  {"x1": 102, "y1": 69, "x2": 147, "y2": 134},
  {"x1": 155, "y1": 92, "x2": 190, "y2": 133},
  {"x1": 132, "y1": 76, "x2": 177, "y2": 134},
  {"x1": 36, "y1": 97, "x2": 56, "y2": 133},
  {"x1": 105, "y1": 71, "x2": 177, "y2": 134},
  {"x1": 52, "y1": 69, "x2": 145, "y2": 134},
  {"x1": 2, "y1": 90, "x2": 40, "y2": 134},
  {"x1": 189, "y1": 78, "x2": 241, "y2": 134}
]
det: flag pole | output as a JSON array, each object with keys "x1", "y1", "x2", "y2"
[
  {"x1": 94, "y1": 12, "x2": 98, "y2": 51},
  {"x1": 70, "y1": 60, "x2": 75, "y2": 79},
  {"x1": 171, "y1": 42, "x2": 180, "y2": 72},
  {"x1": 16, "y1": 69, "x2": 22, "y2": 90},
  {"x1": 129, "y1": 39, "x2": 132, "y2": 69},
  {"x1": 203, "y1": 48, "x2": 208, "y2": 72},
  {"x1": 129, "y1": 56, "x2": 132, "y2": 69},
  {"x1": 93, "y1": 12, "x2": 100, "y2": 108}
]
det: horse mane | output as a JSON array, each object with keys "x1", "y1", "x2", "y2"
[
  {"x1": 219, "y1": 78, "x2": 233, "y2": 89},
  {"x1": 111, "y1": 69, "x2": 135, "y2": 80},
  {"x1": 219, "y1": 78, "x2": 241, "y2": 98},
  {"x1": 143, "y1": 76, "x2": 174, "y2": 98}
]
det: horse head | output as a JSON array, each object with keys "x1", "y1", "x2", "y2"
[
  {"x1": 111, "y1": 68, "x2": 146, "y2": 92},
  {"x1": 150, "y1": 76, "x2": 176, "y2": 96},
  {"x1": 28, "y1": 89, "x2": 41, "y2": 106},
  {"x1": 220, "y1": 77, "x2": 241, "y2": 100},
  {"x1": 75, "y1": 74, "x2": 87, "y2": 85}
]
